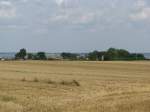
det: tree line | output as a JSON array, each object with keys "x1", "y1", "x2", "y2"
[
  {"x1": 15, "y1": 49, "x2": 47, "y2": 60},
  {"x1": 87, "y1": 48, "x2": 145, "y2": 61},
  {"x1": 15, "y1": 48, "x2": 146, "y2": 61}
]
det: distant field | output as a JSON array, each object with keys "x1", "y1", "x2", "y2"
[{"x1": 0, "y1": 61, "x2": 150, "y2": 112}]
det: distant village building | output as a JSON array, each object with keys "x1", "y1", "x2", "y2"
[
  {"x1": 0, "y1": 57, "x2": 5, "y2": 61},
  {"x1": 46, "y1": 53, "x2": 63, "y2": 60},
  {"x1": 101, "y1": 55, "x2": 104, "y2": 61}
]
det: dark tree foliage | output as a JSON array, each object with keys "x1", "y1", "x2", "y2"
[
  {"x1": 105, "y1": 48, "x2": 131, "y2": 60},
  {"x1": 87, "y1": 48, "x2": 145, "y2": 61},
  {"x1": 88, "y1": 51, "x2": 99, "y2": 61},
  {"x1": 36, "y1": 52, "x2": 47, "y2": 60},
  {"x1": 129, "y1": 53, "x2": 145, "y2": 60},
  {"x1": 27, "y1": 53, "x2": 34, "y2": 60},
  {"x1": 61, "y1": 52, "x2": 77, "y2": 60},
  {"x1": 15, "y1": 48, "x2": 27, "y2": 59},
  {"x1": 88, "y1": 51, "x2": 107, "y2": 61}
]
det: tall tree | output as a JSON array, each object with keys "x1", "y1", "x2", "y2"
[{"x1": 15, "y1": 48, "x2": 27, "y2": 59}]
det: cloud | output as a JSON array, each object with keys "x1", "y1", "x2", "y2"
[
  {"x1": 55, "y1": 0, "x2": 64, "y2": 6},
  {"x1": 135, "y1": 0, "x2": 146, "y2": 8},
  {"x1": 130, "y1": 7, "x2": 150, "y2": 21},
  {"x1": 49, "y1": 0, "x2": 133, "y2": 27},
  {"x1": 0, "y1": 1, "x2": 16, "y2": 18},
  {"x1": 54, "y1": 0, "x2": 79, "y2": 8},
  {"x1": 48, "y1": 7, "x2": 99, "y2": 26},
  {"x1": 53, "y1": 0, "x2": 92, "y2": 25},
  {"x1": 129, "y1": 0, "x2": 150, "y2": 21}
]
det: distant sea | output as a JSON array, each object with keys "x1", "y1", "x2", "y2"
[
  {"x1": 0, "y1": 52, "x2": 16, "y2": 59},
  {"x1": 143, "y1": 53, "x2": 150, "y2": 59},
  {"x1": 0, "y1": 52, "x2": 149, "y2": 59},
  {"x1": 0, "y1": 52, "x2": 62, "y2": 59}
]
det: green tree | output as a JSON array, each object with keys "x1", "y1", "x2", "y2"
[
  {"x1": 88, "y1": 51, "x2": 99, "y2": 61},
  {"x1": 36, "y1": 52, "x2": 47, "y2": 60},
  {"x1": 27, "y1": 53, "x2": 34, "y2": 60},
  {"x1": 88, "y1": 51, "x2": 106, "y2": 61},
  {"x1": 15, "y1": 48, "x2": 27, "y2": 59},
  {"x1": 106, "y1": 48, "x2": 118, "y2": 60},
  {"x1": 87, "y1": 48, "x2": 145, "y2": 61},
  {"x1": 61, "y1": 52, "x2": 77, "y2": 60}
]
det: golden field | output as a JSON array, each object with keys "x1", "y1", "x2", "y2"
[{"x1": 0, "y1": 61, "x2": 150, "y2": 112}]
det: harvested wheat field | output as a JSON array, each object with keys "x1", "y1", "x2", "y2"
[{"x1": 0, "y1": 61, "x2": 150, "y2": 112}]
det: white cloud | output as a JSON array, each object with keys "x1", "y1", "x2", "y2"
[
  {"x1": 49, "y1": 9, "x2": 97, "y2": 25},
  {"x1": 0, "y1": 1, "x2": 12, "y2": 6},
  {"x1": 50, "y1": 0, "x2": 131, "y2": 27},
  {"x1": 130, "y1": 7, "x2": 150, "y2": 20},
  {"x1": 135, "y1": 0, "x2": 146, "y2": 8},
  {"x1": 0, "y1": 1, "x2": 16, "y2": 18},
  {"x1": 129, "y1": 0, "x2": 150, "y2": 21},
  {"x1": 130, "y1": 0, "x2": 150, "y2": 21},
  {"x1": 54, "y1": 0, "x2": 79, "y2": 8},
  {"x1": 55, "y1": 0, "x2": 64, "y2": 6}
]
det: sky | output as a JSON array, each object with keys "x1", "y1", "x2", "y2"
[{"x1": 0, "y1": 0, "x2": 150, "y2": 52}]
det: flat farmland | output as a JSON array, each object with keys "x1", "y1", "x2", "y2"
[{"x1": 0, "y1": 61, "x2": 150, "y2": 112}]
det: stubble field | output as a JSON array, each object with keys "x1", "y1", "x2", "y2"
[{"x1": 0, "y1": 61, "x2": 150, "y2": 112}]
